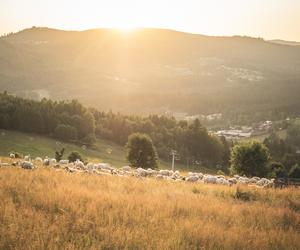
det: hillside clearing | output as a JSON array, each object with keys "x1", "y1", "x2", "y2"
[{"x1": 0, "y1": 129, "x2": 213, "y2": 172}]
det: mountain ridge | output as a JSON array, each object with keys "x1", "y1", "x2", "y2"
[{"x1": 1, "y1": 27, "x2": 300, "y2": 115}]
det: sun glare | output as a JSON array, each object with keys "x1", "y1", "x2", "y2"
[{"x1": 113, "y1": 24, "x2": 139, "y2": 33}]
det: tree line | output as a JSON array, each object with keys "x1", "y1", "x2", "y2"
[{"x1": 0, "y1": 92, "x2": 229, "y2": 169}]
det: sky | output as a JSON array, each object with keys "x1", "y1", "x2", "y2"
[{"x1": 0, "y1": 0, "x2": 300, "y2": 41}]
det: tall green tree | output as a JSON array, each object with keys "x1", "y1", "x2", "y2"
[
  {"x1": 126, "y1": 133, "x2": 158, "y2": 169},
  {"x1": 230, "y1": 141, "x2": 270, "y2": 177}
]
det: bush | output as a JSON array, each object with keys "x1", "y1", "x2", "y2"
[
  {"x1": 267, "y1": 162, "x2": 287, "y2": 178},
  {"x1": 289, "y1": 164, "x2": 300, "y2": 178},
  {"x1": 230, "y1": 141, "x2": 270, "y2": 177},
  {"x1": 68, "y1": 151, "x2": 83, "y2": 163},
  {"x1": 217, "y1": 170, "x2": 225, "y2": 175},
  {"x1": 233, "y1": 187, "x2": 257, "y2": 202},
  {"x1": 55, "y1": 148, "x2": 65, "y2": 162}
]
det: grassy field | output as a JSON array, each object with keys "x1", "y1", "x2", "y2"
[
  {"x1": 0, "y1": 129, "x2": 127, "y2": 167},
  {"x1": 0, "y1": 129, "x2": 213, "y2": 172},
  {"x1": 0, "y1": 163, "x2": 299, "y2": 250}
]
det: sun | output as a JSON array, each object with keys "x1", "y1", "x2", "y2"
[{"x1": 113, "y1": 24, "x2": 139, "y2": 33}]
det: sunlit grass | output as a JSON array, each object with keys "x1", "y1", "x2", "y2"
[{"x1": 0, "y1": 162, "x2": 299, "y2": 249}]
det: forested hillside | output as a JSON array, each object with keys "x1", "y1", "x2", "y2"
[
  {"x1": 0, "y1": 92, "x2": 228, "y2": 170},
  {"x1": 1, "y1": 27, "x2": 300, "y2": 116}
]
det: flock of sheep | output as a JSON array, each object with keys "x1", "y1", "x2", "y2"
[{"x1": 0, "y1": 153, "x2": 275, "y2": 188}]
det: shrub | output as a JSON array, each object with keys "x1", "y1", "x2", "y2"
[
  {"x1": 267, "y1": 162, "x2": 287, "y2": 178},
  {"x1": 289, "y1": 164, "x2": 300, "y2": 178},
  {"x1": 233, "y1": 187, "x2": 256, "y2": 202},
  {"x1": 55, "y1": 148, "x2": 65, "y2": 162},
  {"x1": 217, "y1": 170, "x2": 225, "y2": 175},
  {"x1": 68, "y1": 151, "x2": 83, "y2": 163}
]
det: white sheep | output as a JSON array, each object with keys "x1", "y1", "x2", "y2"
[
  {"x1": 86, "y1": 163, "x2": 95, "y2": 171},
  {"x1": 237, "y1": 177, "x2": 250, "y2": 184},
  {"x1": 228, "y1": 178, "x2": 237, "y2": 185},
  {"x1": 159, "y1": 169, "x2": 173, "y2": 176},
  {"x1": 96, "y1": 163, "x2": 113, "y2": 170},
  {"x1": 256, "y1": 178, "x2": 270, "y2": 186},
  {"x1": 24, "y1": 155, "x2": 31, "y2": 161},
  {"x1": 21, "y1": 161, "x2": 33, "y2": 169},
  {"x1": 188, "y1": 172, "x2": 204, "y2": 180},
  {"x1": 75, "y1": 159, "x2": 85, "y2": 169},
  {"x1": 122, "y1": 166, "x2": 131, "y2": 172},
  {"x1": 203, "y1": 175, "x2": 217, "y2": 184},
  {"x1": 35, "y1": 157, "x2": 43, "y2": 163},
  {"x1": 136, "y1": 168, "x2": 148, "y2": 177},
  {"x1": 49, "y1": 158, "x2": 57, "y2": 164},
  {"x1": 43, "y1": 158, "x2": 50, "y2": 166},
  {"x1": 9, "y1": 153, "x2": 15, "y2": 158},
  {"x1": 146, "y1": 168, "x2": 157, "y2": 176},
  {"x1": 186, "y1": 175, "x2": 199, "y2": 182},
  {"x1": 155, "y1": 174, "x2": 164, "y2": 180},
  {"x1": 249, "y1": 177, "x2": 260, "y2": 184},
  {"x1": 216, "y1": 177, "x2": 231, "y2": 186},
  {"x1": 59, "y1": 160, "x2": 69, "y2": 165}
]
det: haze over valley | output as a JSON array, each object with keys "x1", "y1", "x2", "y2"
[{"x1": 1, "y1": 27, "x2": 300, "y2": 115}]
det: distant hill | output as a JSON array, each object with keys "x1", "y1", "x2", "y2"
[
  {"x1": 269, "y1": 39, "x2": 300, "y2": 46},
  {"x1": 1, "y1": 27, "x2": 300, "y2": 115}
]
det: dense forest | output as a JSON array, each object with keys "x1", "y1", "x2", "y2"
[{"x1": 0, "y1": 92, "x2": 229, "y2": 169}]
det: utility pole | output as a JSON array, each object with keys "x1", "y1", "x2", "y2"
[{"x1": 171, "y1": 150, "x2": 177, "y2": 171}]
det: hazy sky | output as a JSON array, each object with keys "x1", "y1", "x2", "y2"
[{"x1": 1, "y1": 0, "x2": 299, "y2": 41}]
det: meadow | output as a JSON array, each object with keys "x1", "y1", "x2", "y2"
[
  {"x1": 0, "y1": 162, "x2": 299, "y2": 250},
  {"x1": 0, "y1": 129, "x2": 214, "y2": 173}
]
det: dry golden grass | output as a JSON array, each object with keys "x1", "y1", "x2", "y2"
[{"x1": 0, "y1": 161, "x2": 300, "y2": 249}]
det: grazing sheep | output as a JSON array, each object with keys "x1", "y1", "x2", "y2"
[
  {"x1": 171, "y1": 170, "x2": 181, "y2": 179},
  {"x1": 186, "y1": 175, "x2": 199, "y2": 182},
  {"x1": 146, "y1": 168, "x2": 158, "y2": 176},
  {"x1": 263, "y1": 179, "x2": 274, "y2": 188},
  {"x1": 155, "y1": 174, "x2": 164, "y2": 180},
  {"x1": 35, "y1": 157, "x2": 43, "y2": 163},
  {"x1": 216, "y1": 177, "x2": 231, "y2": 186},
  {"x1": 256, "y1": 178, "x2": 270, "y2": 187},
  {"x1": 21, "y1": 161, "x2": 33, "y2": 169},
  {"x1": 249, "y1": 177, "x2": 260, "y2": 184},
  {"x1": 136, "y1": 168, "x2": 149, "y2": 177},
  {"x1": 237, "y1": 177, "x2": 250, "y2": 184},
  {"x1": 96, "y1": 163, "x2": 113, "y2": 170},
  {"x1": 228, "y1": 178, "x2": 237, "y2": 185},
  {"x1": 75, "y1": 159, "x2": 85, "y2": 169},
  {"x1": 203, "y1": 175, "x2": 217, "y2": 184},
  {"x1": 59, "y1": 160, "x2": 69, "y2": 165},
  {"x1": 86, "y1": 163, "x2": 95, "y2": 171},
  {"x1": 188, "y1": 172, "x2": 204, "y2": 180},
  {"x1": 159, "y1": 169, "x2": 173, "y2": 176},
  {"x1": 24, "y1": 155, "x2": 31, "y2": 161},
  {"x1": 9, "y1": 153, "x2": 15, "y2": 158},
  {"x1": 122, "y1": 166, "x2": 131, "y2": 172},
  {"x1": 49, "y1": 158, "x2": 57, "y2": 164},
  {"x1": 43, "y1": 158, "x2": 50, "y2": 166}
]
